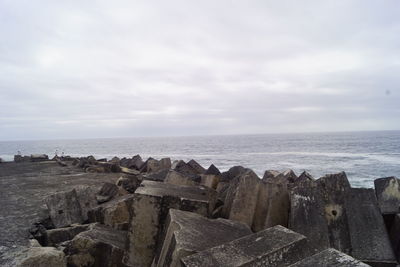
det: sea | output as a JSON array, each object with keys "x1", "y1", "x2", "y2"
[{"x1": 1, "y1": 131, "x2": 399, "y2": 188}]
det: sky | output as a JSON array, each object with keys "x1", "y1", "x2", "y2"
[{"x1": 0, "y1": 0, "x2": 399, "y2": 140}]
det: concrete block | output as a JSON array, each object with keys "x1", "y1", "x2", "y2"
[
  {"x1": 289, "y1": 181, "x2": 330, "y2": 252},
  {"x1": 165, "y1": 170, "x2": 200, "y2": 186},
  {"x1": 46, "y1": 186, "x2": 97, "y2": 228},
  {"x1": 65, "y1": 224, "x2": 127, "y2": 267},
  {"x1": 88, "y1": 194, "x2": 134, "y2": 230},
  {"x1": 187, "y1": 159, "x2": 206, "y2": 174},
  {"x1": 200, "y1": 174, "x2": 220, "y2": 189},
  {"x1": 253, "y1": 180, "x2": 289, "y2": 231},
  {"x1": 289, "y1": 248, "x2": 370, "y2": 267},
  {"x1": 181, "y1": 225, "x2": 312, "y2": 267},
  {"x1": 155, "y1": 209, "x2": 251, "y2": 267},
  {"x1": 46, "y1": 224, "x2": 90, "y2": 246},
  {"x1": 389, "y1": 214, "x2": 400, "y2": 262},
  {"x1": 124, "y1": 181, "x2": 217, "y2": 267},
  {"x1": 222, "y1": 170, "x2": 260, "y2": 227},
  {"x1": 345, "y1": 188, "x2": 396, "y2": 266},
  {"x1": 374, "y1": 177, "x2": 400, "y2": 215}
]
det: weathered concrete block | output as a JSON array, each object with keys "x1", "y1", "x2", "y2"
[
  {"x1": 181, "y1": 225, "x2": 312, "y2": 267},
  {"x1": 144, "y1": 169, "x2": 169, "y2": 182},
  {"x1": 290, "y1": 173, "x2": 396, "y2": 265},
  {"x1": 155, "y1": 209, "x2": 251, "y2": 267},
  {"x1": 389, "y1": 214, "x2": 400, "y2": 262},
  {"x1": 65, "y1": 223, "x2": 127, "y2": 267},
  {"x1": 30, "y1": 154, "x2": 49, "y2": 162},
  {"x1": 88, "y1": 194, "x2": 134, "y2": 230},
  {"x1": 346, "y1": 188, "x2": 397, "y2": 266},
  {"x1": 171, "y1": 160, "x2": 198, "y2": 176},
  {"x1": 253, "y1": 180, "x2": 289, "y2": 231},
  {"x1": 187, "y1": 159, "x2": 206, "y2": 174},
  {"x1": 290, "y1": 248, "x2": 370, "y2": 266},
  {"x1": 46, "y1": 186, "x2": 97, "y2": 228},
  {"x1": 262, "y1": 169, "x2": 280, "y2": 181},
  {"x1": 205, "y1": 164, "x2": 221, "y2": 176},
  {"x1": 96, "y1": 182, "x2": 119, "y2": 203},
  {"x1": 14, "y1": 155, "x2": 30, "y2": 162},
  {"x1": 220, "y1": 166, "x2": 251, "y2": 182},
  {"x1": 124, "y1": 181, "x2": 217, "y2": 267},
  {"x1": 120, "y1": 154, "x2": 144, "y2": 170},
  {"x1": 374, "y1": 177, "x2": 400, "y2": 215},
  {"x1": 316, "y1": 172, "x2": 352, "y2": 254},
  {"x1": 46, "y1": 224, "x2": 90, "y2": 246},
  {"x1": 15, "y1": 246, "x2": 67, "y2": 267},
  {"x1": 116, "y1": 174, "x2": 142, "y2": 193},
  {"x1": 165, "y1": 170, "x2": 200, "y2": 186},
  {"x1": 222, "y1": 170, "x2": 260, "y2": 227},
  {"x1": 144, "y1": 158, "x2": 171, "y2": 173},
  {"x1": 200, "y1": 174, "x2": 220, "y2": 189},
  {"x1": 289, "y1": 180, "x2": 330, "y2": 252},
  {"x1": 297, "y1": 171, "x2": 314, "y2": 183}
]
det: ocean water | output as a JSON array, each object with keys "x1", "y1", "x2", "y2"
[{"x1": 1, "y1": 131, "x2": 399, "y2": 188}]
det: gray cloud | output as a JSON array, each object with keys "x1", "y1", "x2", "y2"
[{"x1": 0, "y1": 0, "x2": 399, "y2": 140}]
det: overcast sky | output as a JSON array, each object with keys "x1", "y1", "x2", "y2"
[{"x1": 0, "y1": 0, "x2": 399, "y2": 140}]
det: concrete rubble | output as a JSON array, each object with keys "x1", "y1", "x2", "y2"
[{"x1": 3, "y1": 154, "x2": 399, "y2": 267}]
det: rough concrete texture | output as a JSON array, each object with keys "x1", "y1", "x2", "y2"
[
  {"x1": 262, "y1": 169, "x2": 280, "y2": 181},
  {"x1": 222, "y1": 170, "x2": 260, "y2": 227},
  {"x1": 143, "y1": 169, "x2": 169, "y2": 182},
  {"x1": 142, "y1": 158, "x2": 171, "y2": 173},
  {"x1": 155, "y1": 209, "x2": 251, "y2": 267},
  {"x1": 0, "y1": 161, "x2": 120, "y2": 266},
  {"x1": 14, "y1": 246, "x2": 67, "y2": 267},
  {"x1": 165, "y1": 170, "x2": 200, "y2": 186},
  {"x1": 220, "y1": 166, "x2": 251, "y2": 182},
  {"x1": 187, "y1": 159, "x2": 206, "y2": 174},
  {"x1": 124, "y1": 180, "x2": 217, "y2": 267},
  {"x1": 289, "y1": 248, "x2": 370, "y2": 267},
  {"x1": 316, "y1": 172, "x2": 352, "y2": 254},
  {"x1": 200, "y1": 174, "x2": 220, "y2": 189},
  {"x1": 88, "y1": 194, "x2": 135, "y2": 230},
  {"x1": 374, "y1": 177, "x2": 400, "y2": 215},
  {"x1": 253, "y1": 180, "x2": 289, "y2": 231},
  {"x1": 45, "y1": 185, "x2": 97, "y2": 228},
  {"x1": 96, "y1": 182, "x2": 119, "y2": 203},
  {"x1": 65, "y1": 223, "x2": 127, "y2": 267},
  {"x1": 289, "y1": 180, "x2": 331, "y2": 252},
  {"x1": 205, "y1": 164, "x2": 221, "y2": 176},
  {"x1": 290, "y1": 173, "x2": 397, "y2": 265},
  {"x1": 345, "y1": 188, "x2": 396, "y2": 266},
  {"x1": 46, "y1": 224, "x2": 90, "y2": 246},
  {"x1": 181, "y1": 225, "x2": 312, "y2": 267},
  {"x1": 389, "y1": 214, "x2": 400, "y2": 262}
]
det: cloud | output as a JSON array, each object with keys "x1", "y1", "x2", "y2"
[{"x1": 0, "y1": 0, "x2": 399, "y2": 140}]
